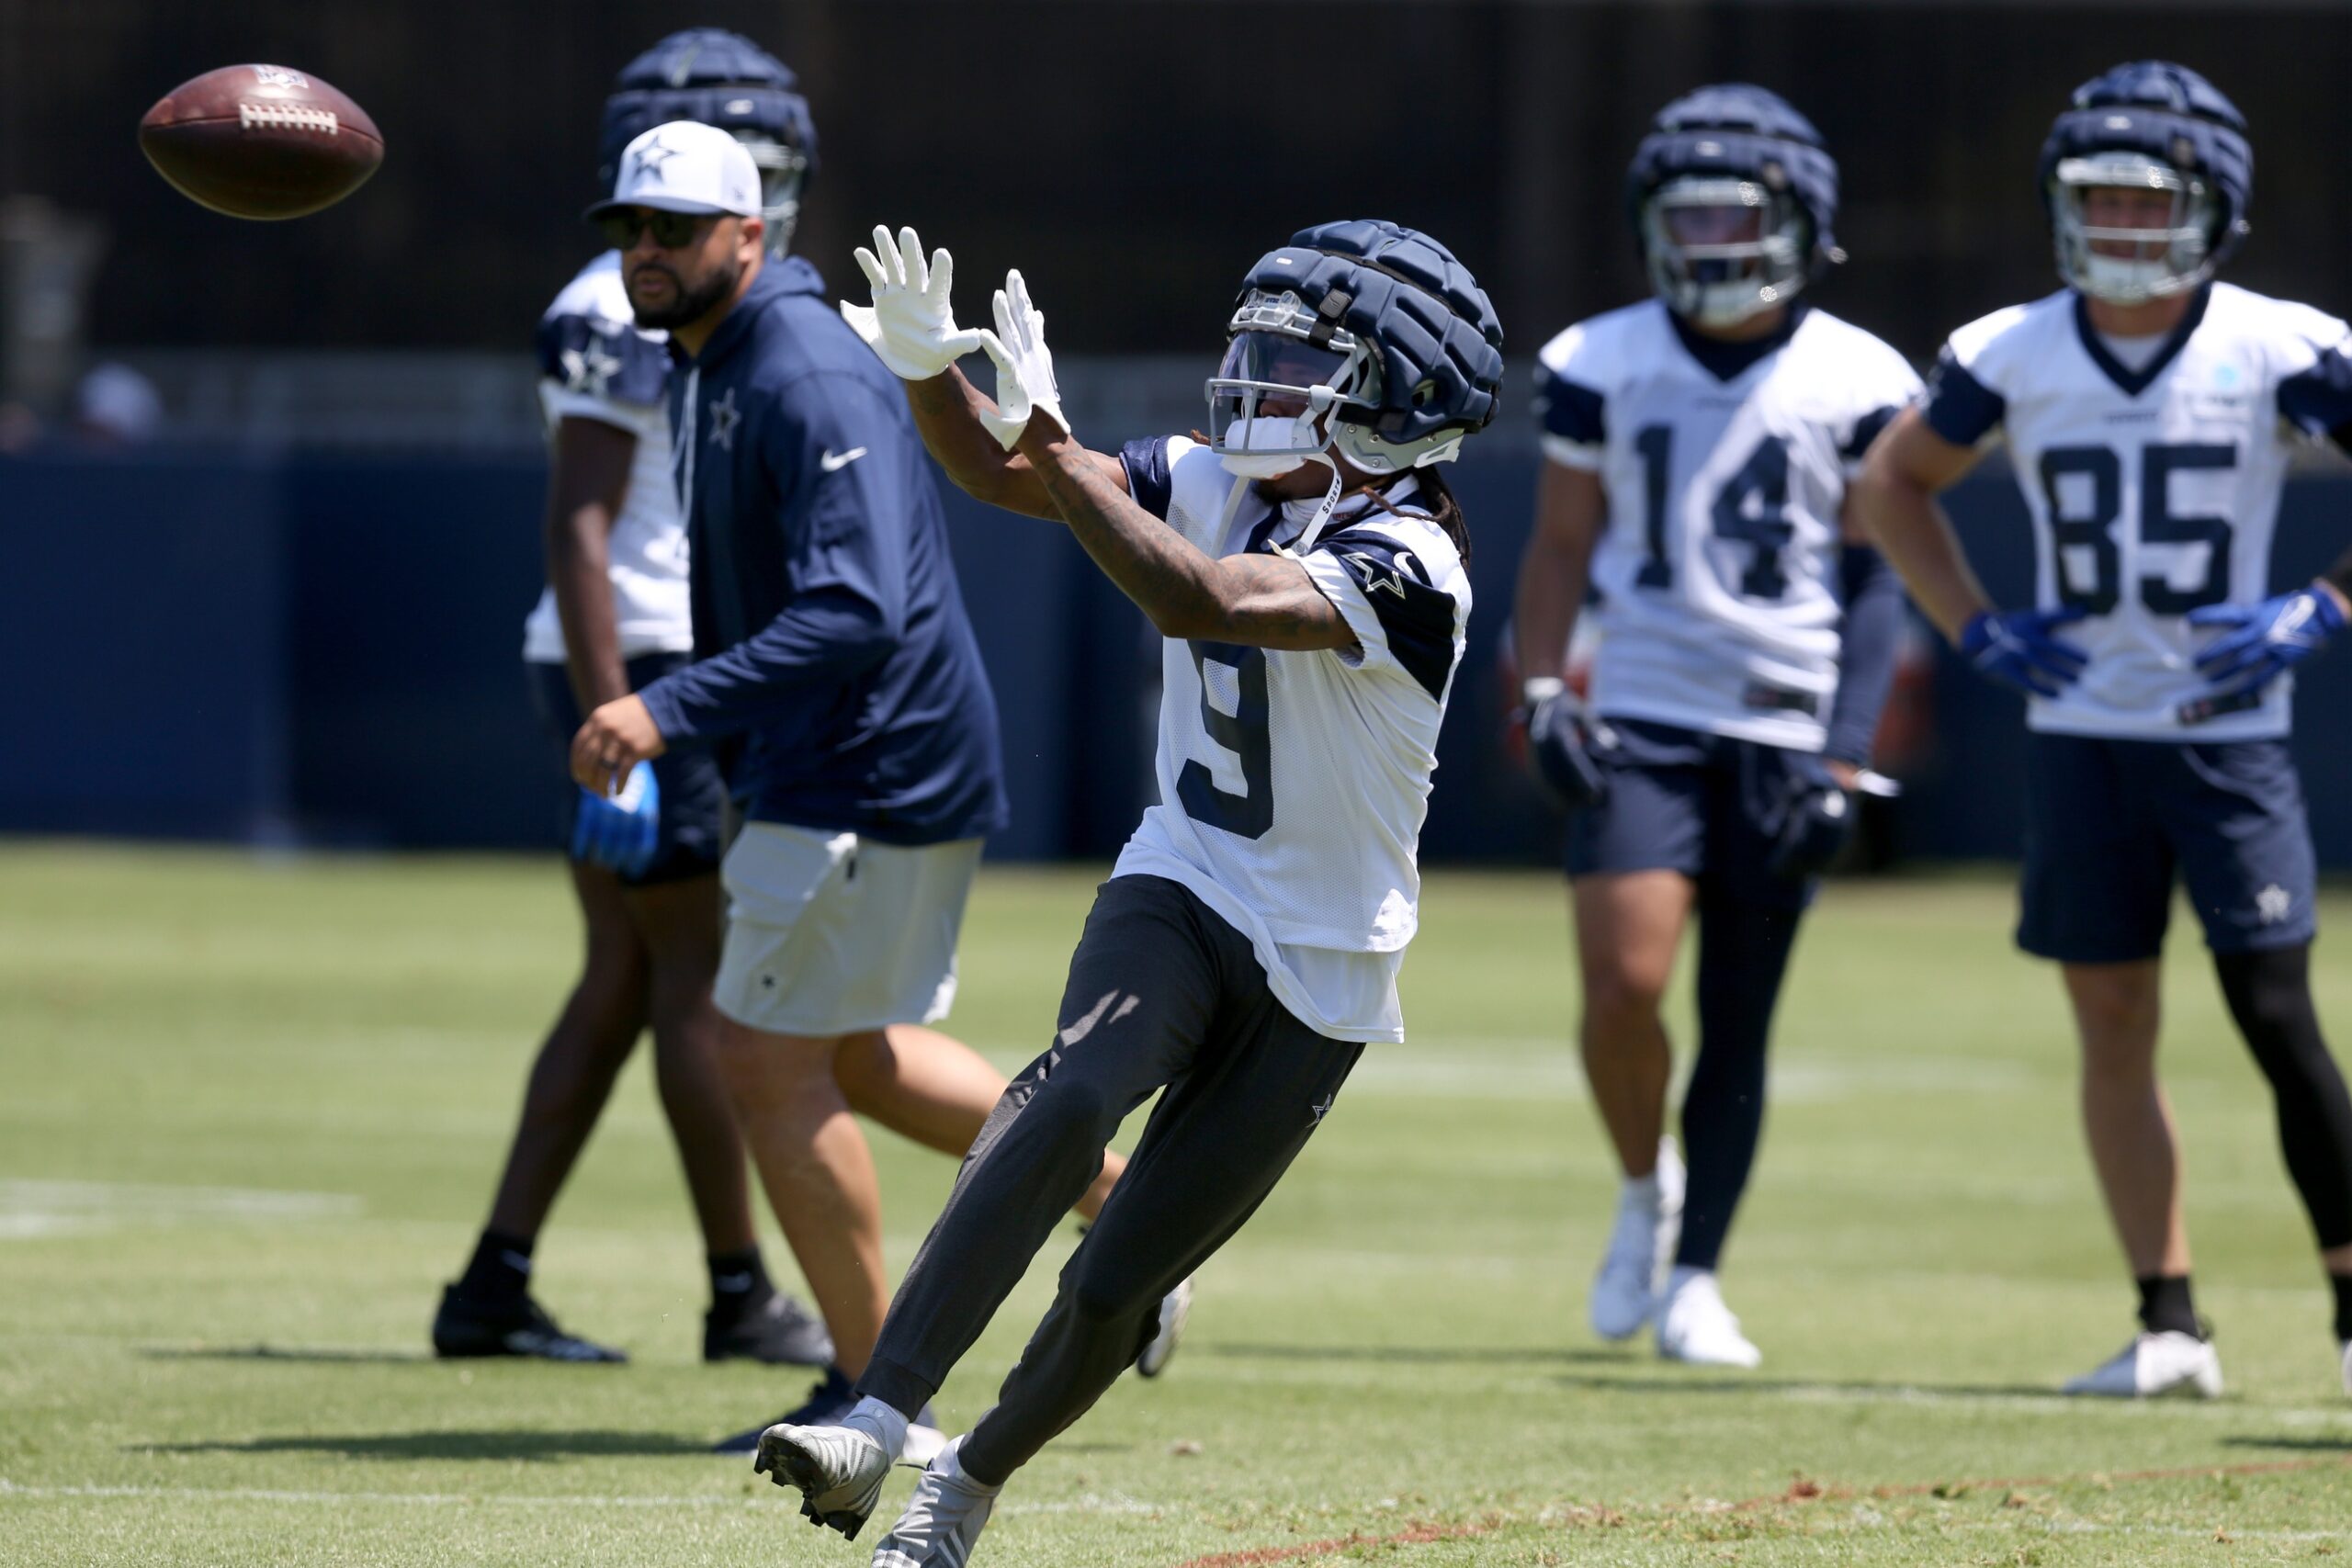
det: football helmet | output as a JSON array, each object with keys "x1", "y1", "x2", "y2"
[
  {"x1": 2040, "y1": 61, "x2": 2251, "y2": 305},
  {"x1": 1626, "y1": 84, "x2": 1840, "y2": 327},
  {"x1": 598, "y1": 28, "x2": 818, "y2": 257},
  {"x1": 1207, "y1": 219, "x2": 1504, "y2": 491}
]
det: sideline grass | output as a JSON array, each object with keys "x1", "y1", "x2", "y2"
[{"x1": 3, "y1": 842, "x2": 2349, "y2": 1566}]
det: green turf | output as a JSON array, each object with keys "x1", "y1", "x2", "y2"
[{"x1": 3, "y1": 842, "x2": 2349, "y2": 1566}]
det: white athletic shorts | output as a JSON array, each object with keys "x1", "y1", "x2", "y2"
[{"x1": 713, "y1": 821, "x2": 983, "y2": 1038}]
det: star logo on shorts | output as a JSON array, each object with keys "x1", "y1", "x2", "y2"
[
  {"x1": 2256, "y1": 884, "x2": 2293, "y2": 925},
  {"x1": 1309, "y1": 1091, "x2": 1335, "y2": 1125},
  {"x1": 707, "y1": 388, "x2": 741, "y2": 451}
]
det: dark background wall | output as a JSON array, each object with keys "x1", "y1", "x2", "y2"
[{"x1": 7, "y1": 1, "x2": 2350, "y2": 366}]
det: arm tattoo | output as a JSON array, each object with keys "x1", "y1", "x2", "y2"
[{"x1": 1029, "y1": 435, "x2": 1354, "y2": 650}]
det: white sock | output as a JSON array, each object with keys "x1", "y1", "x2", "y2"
[
  {"x1": 1665, "y1": 1265, "x2": 1713, "y2": 1299},
  {"x1": 842, "y1": 1395, "x2": 908, "y2": 1461},
  {"x1": 935, "y1": 1435, "x2": 1003, "y2": 1495},
  {"x1": 1623, "y1": 1171, "x2": 1663, "y2": 1209}
]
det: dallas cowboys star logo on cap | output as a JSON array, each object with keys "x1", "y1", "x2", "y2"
[{"x1": 629, "y1": 138, "x2": 682, "y2": 183}]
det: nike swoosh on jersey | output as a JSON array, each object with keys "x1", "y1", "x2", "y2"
[{"x1": 819, "y1": 446, "x2": 868, "y2": 471}]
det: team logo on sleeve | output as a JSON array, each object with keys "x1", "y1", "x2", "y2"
[
  {"x1": 560, "y1": 342, "x2": 624, "y2": 398},
  {"x1": 1341, "y1": 547, "x2": 1427, "y2": 599}
]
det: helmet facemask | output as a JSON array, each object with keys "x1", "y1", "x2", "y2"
[
  {"x1": 730, "y1": 130, "x2": 809, "y2": 257},
  {"x1": 1206, "y1": 290, "x2": 1380, "y2": 479},
  {"x1": 2051, "y1": 152, "x2": 2218, "y2": 305},
  {"x1": 1641, "y1": 175, "x2": 1811, "y2": 327}
]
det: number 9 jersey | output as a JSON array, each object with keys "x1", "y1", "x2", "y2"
[
  {"x1": 1534, "y1": 300, "x2": 1922, "y2": 751},
  {"x1": 1923, "y1": 282, "x2": 2352, "y2": 740},
  {"x1": 1110, "y1": 435, "x2": 1473, "y2": 1046}
]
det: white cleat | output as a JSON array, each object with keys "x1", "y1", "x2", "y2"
[
  {"x1": 2062, "y1": 1330, "x2": 2223, "y2": 1399},
  {"x1": 1590, "y1": 1139, "x2": 1683, "y2": 1341},
  {"x1": 1136, "y1": 1275, "x2": 1193, "y2": 1379},
  {"x1": 753, "y1": 1420, "x2": 894, "y2": 1540},
  {"x1": 1657, "y1": 1268, "x2": 1761, "y2": 1369},
  {"x1": 871, "y1": 1434, "x2": 1000, "y2": 1568}
]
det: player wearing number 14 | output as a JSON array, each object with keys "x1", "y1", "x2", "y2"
[
  {"x1": 1517, "y1": 85, "x2": 1918, "y2": 1368},
  {"x1": 1855, "y1": 61, "x2": 2352, "y2": 1401}
]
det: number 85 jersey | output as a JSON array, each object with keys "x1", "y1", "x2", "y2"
[
  {"x1": 1535, "y1": 300, "x2": 1922, "y2": 751},
  {"x1": 1108, "y1": 434, "x2": 1472, "y2": 1045},
  {"x1": 1924, "y1": 282, "x2": 2352, "y2": 741}
]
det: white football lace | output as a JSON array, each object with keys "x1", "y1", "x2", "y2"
[{"x1": 239, "y1": 103, "x2": 339, "y2": 134}]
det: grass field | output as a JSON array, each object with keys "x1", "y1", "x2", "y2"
[{"x1": 4, "y1": 842, "x2": 2351, "y2": 1566}]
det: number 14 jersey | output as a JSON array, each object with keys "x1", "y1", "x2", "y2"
[
  {"x1": 1535, "y1": 300, "x2": 1922, "y2": 752},
  {"x1": 1111, "y1": 435, "x2": 1474, "y2": 1044},
  {"x1": 1924, "y1": 282, "x2": 2352, "y2": 741}
]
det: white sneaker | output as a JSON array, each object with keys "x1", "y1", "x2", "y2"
[
  {"x1": 753, "y1": 1420, "x2": 894, "y2": 1540},
  {"x1": 2061, "y1": 1330, "x2": 2223, "y2": 1399},
  {"x1": 871, "y1": 1434, "x2": 1000, "y2": 1567},
  {"x1": 1590, "y1": 1139, "x2": 1683, "y2": 1341},
  {"x1": 1657, "y1": 1268, "x2": 1761, "y2": 1368},
  {"x1": 1135, "y1": 1275, "x2": 1193, "y2": 1378}
]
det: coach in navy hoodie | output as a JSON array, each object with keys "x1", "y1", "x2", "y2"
[{"x1": 569, "y1": 120, "x2": 1012, "y2": 1449}]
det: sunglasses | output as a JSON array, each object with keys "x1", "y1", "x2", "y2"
[{"x1": 596, "y1": 209, "x2": 718, "y2": 250}]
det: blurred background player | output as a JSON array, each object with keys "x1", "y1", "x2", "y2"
[
  {"x1": 1856, "y1": 61, "x2": 2352, "y2": 1399},
  {"x1": 433, "y1": 29, "x2": 831, "y2": 1369},
  {"x1": 567, "y1": 128, "x2": 1179, "y2": 1457},
  {"x1": 752, "y1": 220, "x2": 1501, "y2": 1564},
  {"x1": 1513, "y1": 86, "x2": 1916, "y2": 1367}
]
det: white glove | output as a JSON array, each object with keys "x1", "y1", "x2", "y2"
[
  {"x1": 839, "y1": 225, "x2": 986, "y2": 381},
  {"x1": 973, "y1": 268, "x2": 1070, "y2": 451}
]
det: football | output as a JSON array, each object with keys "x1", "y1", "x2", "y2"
[{"x1": 139, "y1": 63, "x2": 383, "y2": 220}]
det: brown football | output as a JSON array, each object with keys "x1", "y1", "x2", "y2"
[{"x1": 139, "y1": 64, "x2": 383, "y2": 220}]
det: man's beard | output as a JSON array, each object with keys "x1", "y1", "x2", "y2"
[{"x1": 630, "y1": 255, "x2": 742, "y2": 331}]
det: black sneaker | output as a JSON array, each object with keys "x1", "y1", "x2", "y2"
[
  {"x1": 704, "y1": 1287, "x2": 834, "y2": 1367},
  {"x1": 431, "y1": 1284, "x2": 626, "y2": 1363},
  {"x1": 714, "y1": 1365, "x2": 944, "y2": 1461}
]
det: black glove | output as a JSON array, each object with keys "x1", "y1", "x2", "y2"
[
  {"x1": 1524, "y1": 689, "x2": 1611, "y2": 810},
  {"x1": 1770, "y1": 753, "x2": 1854, "y2": 880}
]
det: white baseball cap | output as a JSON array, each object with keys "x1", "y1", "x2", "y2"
[{"x1": 584, "y1": 120, "x2": 762, "y2": 220}]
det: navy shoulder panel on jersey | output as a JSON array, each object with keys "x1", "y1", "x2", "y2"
[
  {"x1": 1317, "y1": 524, "x2": 1459, "y2": 701},
  {"x1": 1920, "y1": 348, "x2": 2005, "y2": 446},
  {"x1": 1118, "y1": 436, "x2": 1176, "y2": 520},
  {"x1": 2278, "y1": 344, "x2": 2352, "y2": 451},
  {"x1": 536, "y1": 312, "x2": 670, "y2": 406},
  {"x1": 1535, "y1": 370, "x2": 1606, "y2": 446},
  {"x1": 1839, "y1": 402, "x2": 1902, "y2": 462}
]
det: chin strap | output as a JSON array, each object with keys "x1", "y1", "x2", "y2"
[{"x1": 1291, "y1": 456, "x2": 1346, "y2": 553}]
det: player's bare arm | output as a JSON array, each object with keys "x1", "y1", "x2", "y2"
[
  {"x1": 1018, "y1": 418, "x2": 1357, "y2": 651},
  {"x1": 544, "y1": 415, "x2": 639, "y2": 712},
  {"x1": 1848, "y1": 405, "x2": 1996, "y2": 641},
  {"x1": 902, "y1": 364, "x2": 1124, "y2": 522},
  {"x1": 1511, "y1": 461, "x2": 1606, "y2": 686}
]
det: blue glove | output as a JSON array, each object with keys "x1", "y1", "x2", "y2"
[
  {"x1": 1523, "y1": 690, "x2": 1611, "y2": 810},
  {"x1": 2188, "y1": 583, "x2": 2346, "y2": 698},
  {"x1": 1770, "y1": 753, "x2": 1854, "y2": 881},
  {"x1": 1959, "y1": 606, "x2": 2090, "y2": 698},
  {"x1": 572, "y1": 761, "x2": 660, "y2": 878}
]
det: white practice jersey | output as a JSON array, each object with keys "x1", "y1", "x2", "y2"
[
  {"x1": 1112, "y1": 436, "x2": 1472, "y2": 1043},
  {"x1": 1925, "y1": 282, "x2": 2352, "y2": 740},
  {"x1": 520, "y1": 251, "x2": 695, "y2": 665},
  {"x1": 1534, "y1": 300, "x2": 1921, "y2": 750}
]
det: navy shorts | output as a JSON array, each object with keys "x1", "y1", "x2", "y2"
[
  {"x1": 528, "y1": 651, "x2": 726, "y2": 886},
  {"x1": 2019, "y1": 732, "x2": 2315, "y2": 964},
  {"x1": 1564, "y1": 718, "x2": 1816, "y2": 909}
]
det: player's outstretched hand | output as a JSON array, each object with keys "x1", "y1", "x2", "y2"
[
  {"x1": 2188, "y1": 582, "x2": 2346, "y2": 697},
  {"x1": 1770, "y1": 753, "x2": 1855, "y2": 881},
  {"x1": 571, "y1": 695, "x2": 668, "y2": 799},
  {"x1": 974, "y1": 269, "x2": 1070, "y2": 451},
  {"x1": 573, "y1": 761, "x2": 661, "y2": 878},
  {"x1": 1959, "y1": 605, "x2": 2090, "y2": 698},
  {"x1": 841, "y1": 225, "x2": 988, "y2": 381},
  {"x1": 1521, "y1": 684, "x2": 1611, "y2": 809}
]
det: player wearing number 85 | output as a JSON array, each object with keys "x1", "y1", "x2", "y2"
[
  {"x1": 751, "y1": 220, "x2": 1500, "y2": 1562},
  {"x1": 1854, "y1": 61, "x2": 2352, "y2": 1401},
  {"x1": 1513, "y1": 85, "x2": 1917, "y2": 1369}
]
